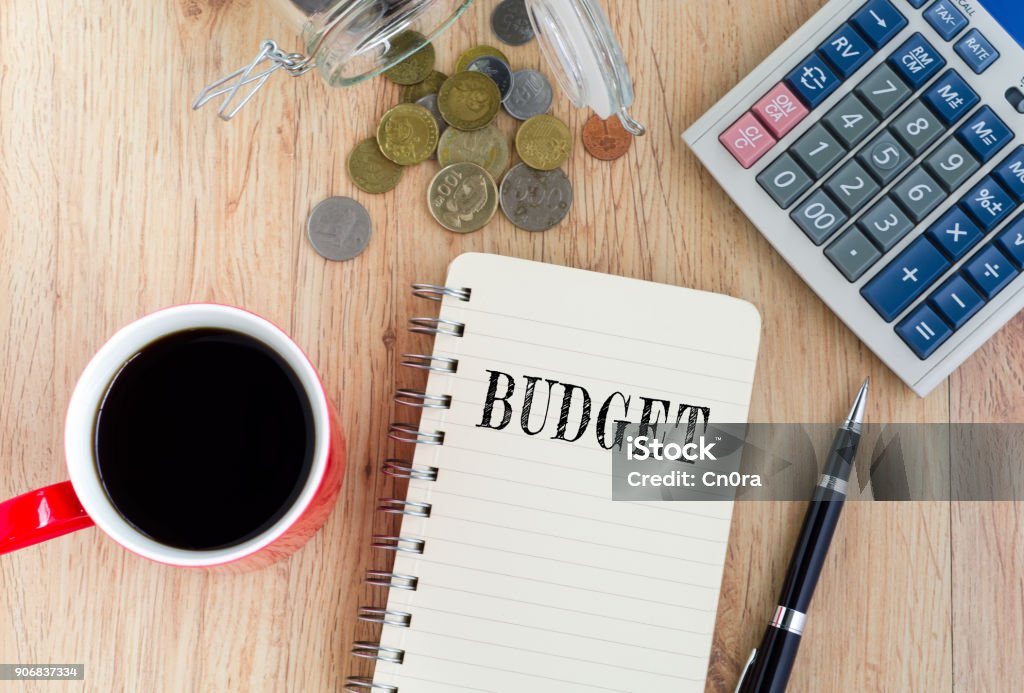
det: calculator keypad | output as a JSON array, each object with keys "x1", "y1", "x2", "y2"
[{"x1": 714, "y1": 0, "x2": 1021, "y2": 363}]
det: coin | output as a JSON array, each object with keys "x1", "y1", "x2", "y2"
[
  {"x1": 347, "y1": 138, "x2": 404, "y2": 194},
  {"x1": 383, "y1": 31, "x2": 435, "y2": 85},
  {"x1": 307, "y1": 197, "x2": 372, "y2": 261},
  {"x1": 376, "y1": 103, "x2": 439, "y2": 165},
  {"x1": 438, "y1": 124, "x2": 510, "y2": 180},
  {"x1": 437, "y1": 71, "x2": 501, "y2": 131},
  {"x1": 515, "y1": 114, "x2": 572, "y2": 170},
  {"x1": 400, "y1": 70, "x2": 448, "y2": 103},
  {"x1": 491, "y1": 0, "x2": 535, "y2": 46},
  {"x1": 582, "y1": 114, "x2": 634, "y2": 161},
  {"x1": 427, "y1": 163, "x2": 499, "y2": 233},
  {"x1": 503, "y1": 69, "x2": 553, "y2": 120},
  {"x1": 455, "y1": 45, "x2": 511, "y2": 73},
  {"x1": 467, "y1": 56, "x2": 513, "y2": 100},
  {"x1": 415, "y1": 93, "x2": 447, "y2": 139},
  {"x1": 499, "y1": 164, "x2": 573, "y2": 232}
]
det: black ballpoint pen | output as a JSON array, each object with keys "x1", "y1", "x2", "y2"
[{"x1": 735, "y1": 378, "x2": 870, "y2": 693}]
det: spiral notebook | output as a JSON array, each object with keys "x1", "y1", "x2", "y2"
[{"x1": 348, "y1": 253, "x2": 762, "y2": 693}]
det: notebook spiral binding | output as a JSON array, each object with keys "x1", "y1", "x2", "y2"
[{"x1": 344, "y1": 283, "x2": 470, "y2": 693}]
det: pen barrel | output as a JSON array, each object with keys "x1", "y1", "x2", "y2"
[{"x1": 736, "y1": 626, "x2": 802, "y2": 693}]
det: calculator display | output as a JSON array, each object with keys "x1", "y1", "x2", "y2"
[{"x1": 978, "y1": 0, "x2": 1024, "y2": 48}]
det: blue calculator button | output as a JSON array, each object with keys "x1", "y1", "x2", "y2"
[
  {"x1": 995, "y1": 216, "x2": 1024, "y2": 268},
  {"x1": 820, "y1": 24, "x2": 874, "y2": 78},
  {"x1": 961, "y1": 177, "x2": 1015, "y2": 231},
  {"x1": 852, "y1": 0, "x2": 908, "y2": 49},
  {"x1": 786, "y1": 54, "x2": 842, "y2": 108},
  {"x1": 921, "y1": 71, "x2": 979, "y2": 126},
  {"x1": 862, "y1": 236, "x2": 951, "y2": 321},
  {"x1": 896, "y1": 304, "x2": 952, "y2": 358},
  {"x1": 889, "y1": 33, "x2": 946, "y2": 89},
  {"x1": 929, "y1": 275, "x2": 984, "y2": 329},
  {"x1": 923, "y1": 1, "x2": 967, "y2": 41},
  {"x1": 992, "y1": 146, "x2": 1024, "y2": 202},
  {"x1": 963, "y1": 244, "x2": 1018, "y2": 298},
  {"x1": 926, "y1": 206, "x2": 983, "y2": 259},
  {"x1": 957, "y1": 107, "x2": 1014, "y2": 162},
  {"x1": 955, "y1": 29, "x2": 1000, "y2": 74},
  {"x1": 907, "y1": 0, "x2": 929, "y2": 8}
]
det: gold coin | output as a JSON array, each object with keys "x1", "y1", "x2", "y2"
[
  {"x1": 438, "y1": 124, "x2": 510, "y2": 181},
  {"x1": 383, "y1": 31, "x2": 435, "y2": 85},
  {"x1": 515, "y1": 114, "x2": 572, "y2": 170},
  {"x1": 377, "y1": 103, "x2": 440, "y2": 166},
  {"x1": 455, "y1": 45, "x2": 511, "y2": 73},
  {"x1": 347, "y1": 138, "x2": 404, "y2": 194},
  {"x1": 400, "y1": 70, "x2": 448, "y2": 103},
  {"x1": 427, "y1": 163, "x2": 499, "y2": 233},
  {"x1": 437, "y1": 71, "x2": 501, "y2": 131}
]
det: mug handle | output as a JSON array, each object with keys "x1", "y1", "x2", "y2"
[{"x1": 0, "y1": 481, "x2": 94, "y2": 555}]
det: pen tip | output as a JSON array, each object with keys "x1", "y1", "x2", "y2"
[{"x1": 844, "y1": 378, "x2": 870, "y2": 431}]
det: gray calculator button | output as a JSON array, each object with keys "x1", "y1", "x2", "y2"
[
  {"x1": 757, "y1": 153, "x2": 813, "y2": 208},
  {"x1": 824, "y1": 160, "x2": 882, "y2": 214},
  {"x1": 891, "y1": 167, "x2": 947, "y2": 221},
  {"x1": 857, "y1": 131, "x2": 912, "y2": 185},
  {"x1": 790, "y1": 124, "x2": 846, "y2": 179},
  {"x1": 857, "y1": 197, "x2": 915, "y2": 250},
  {"x1": 826, "y1": 227, "x2": 883, "y2": 281},
  {"x1": 923, "y1": 138, "x2": 980, "y2": 192},
  {"x1": 823, "y1": 93, "x2": 880, "y2": 149},
  {"x1": 791, "y1": 189, "x2": 849, "y2": 244},
  {"x1": 855, "y1": 64, "x2": 913, "y2": 118},
  {"x1": 890, "y1": 101, "x2": 945, "y2": 155}
]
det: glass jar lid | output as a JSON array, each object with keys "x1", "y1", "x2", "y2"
[{"x1": 194, "y1": 0, "x2": 644, "y2": 136}]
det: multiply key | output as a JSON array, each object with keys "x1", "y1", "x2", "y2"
[{"x1": 861, "y1": 236, "x2": 950, "y2": 321}]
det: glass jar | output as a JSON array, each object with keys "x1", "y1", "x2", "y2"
[{"x1": 193, "y1": 0, "x2": 644, "y2": 135}]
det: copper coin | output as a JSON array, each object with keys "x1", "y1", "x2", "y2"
[{"x1": 582, "y1": 114, "x2": 634, "y2": 161}]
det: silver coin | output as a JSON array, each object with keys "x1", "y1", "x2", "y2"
[
  {"x1": 307, "y1": 196, "x2": 372, "y2": 261},
  {"x1": 467, "y1": 56, "x2": 513, "y2": 100},
  {"x1": 499, "y1": 163, "x2": 572, "y2": 232},
  {"x1": 491, "y1": 0, "x2": 535, "y2": 46},
  {"x1": 503, "y1": 69, "x2": 553, "y2": 120},
  {"x1": 415, "y1": 93, "x2": 448, "y2": 153}
]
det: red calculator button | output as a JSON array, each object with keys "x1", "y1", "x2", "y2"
[
  {"x1": 720, "y1": 112, "x2": 777, "y2": 168},
  {"x1": 752, "y1": 83, "x2": 810, "y2": 138}
]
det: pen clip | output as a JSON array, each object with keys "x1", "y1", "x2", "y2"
[{"x1": 734, "y1": 648, "x2": 757, "y2": 693}]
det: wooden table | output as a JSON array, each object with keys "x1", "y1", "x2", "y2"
[{"x1": 1, "y1": 0, "x2": 1021, "y2": 690}]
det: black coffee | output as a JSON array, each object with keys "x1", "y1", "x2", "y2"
[{"x1": 94, "y1": 328, "x2": 315, "y2": 550}]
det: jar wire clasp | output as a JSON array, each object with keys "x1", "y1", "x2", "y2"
[{"x1": 192, "y1": 40, "x2": 313, "y2": 121}]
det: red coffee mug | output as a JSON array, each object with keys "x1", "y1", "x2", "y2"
[{"x1": 0, "y1": 304, "x2": 345, "y2": 570}]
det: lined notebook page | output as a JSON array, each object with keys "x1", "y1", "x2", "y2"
[{"x1": 374, "y1": 254, "x2": 761, "y2": 692}]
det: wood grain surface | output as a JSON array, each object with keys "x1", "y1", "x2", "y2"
[{"x1": 0, "y1": 0, "x2": 1020, "y2": 690}]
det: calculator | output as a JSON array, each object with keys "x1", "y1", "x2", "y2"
[{"x1": 685, "y1": 0, "x2": 1024, "y2": 396}]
